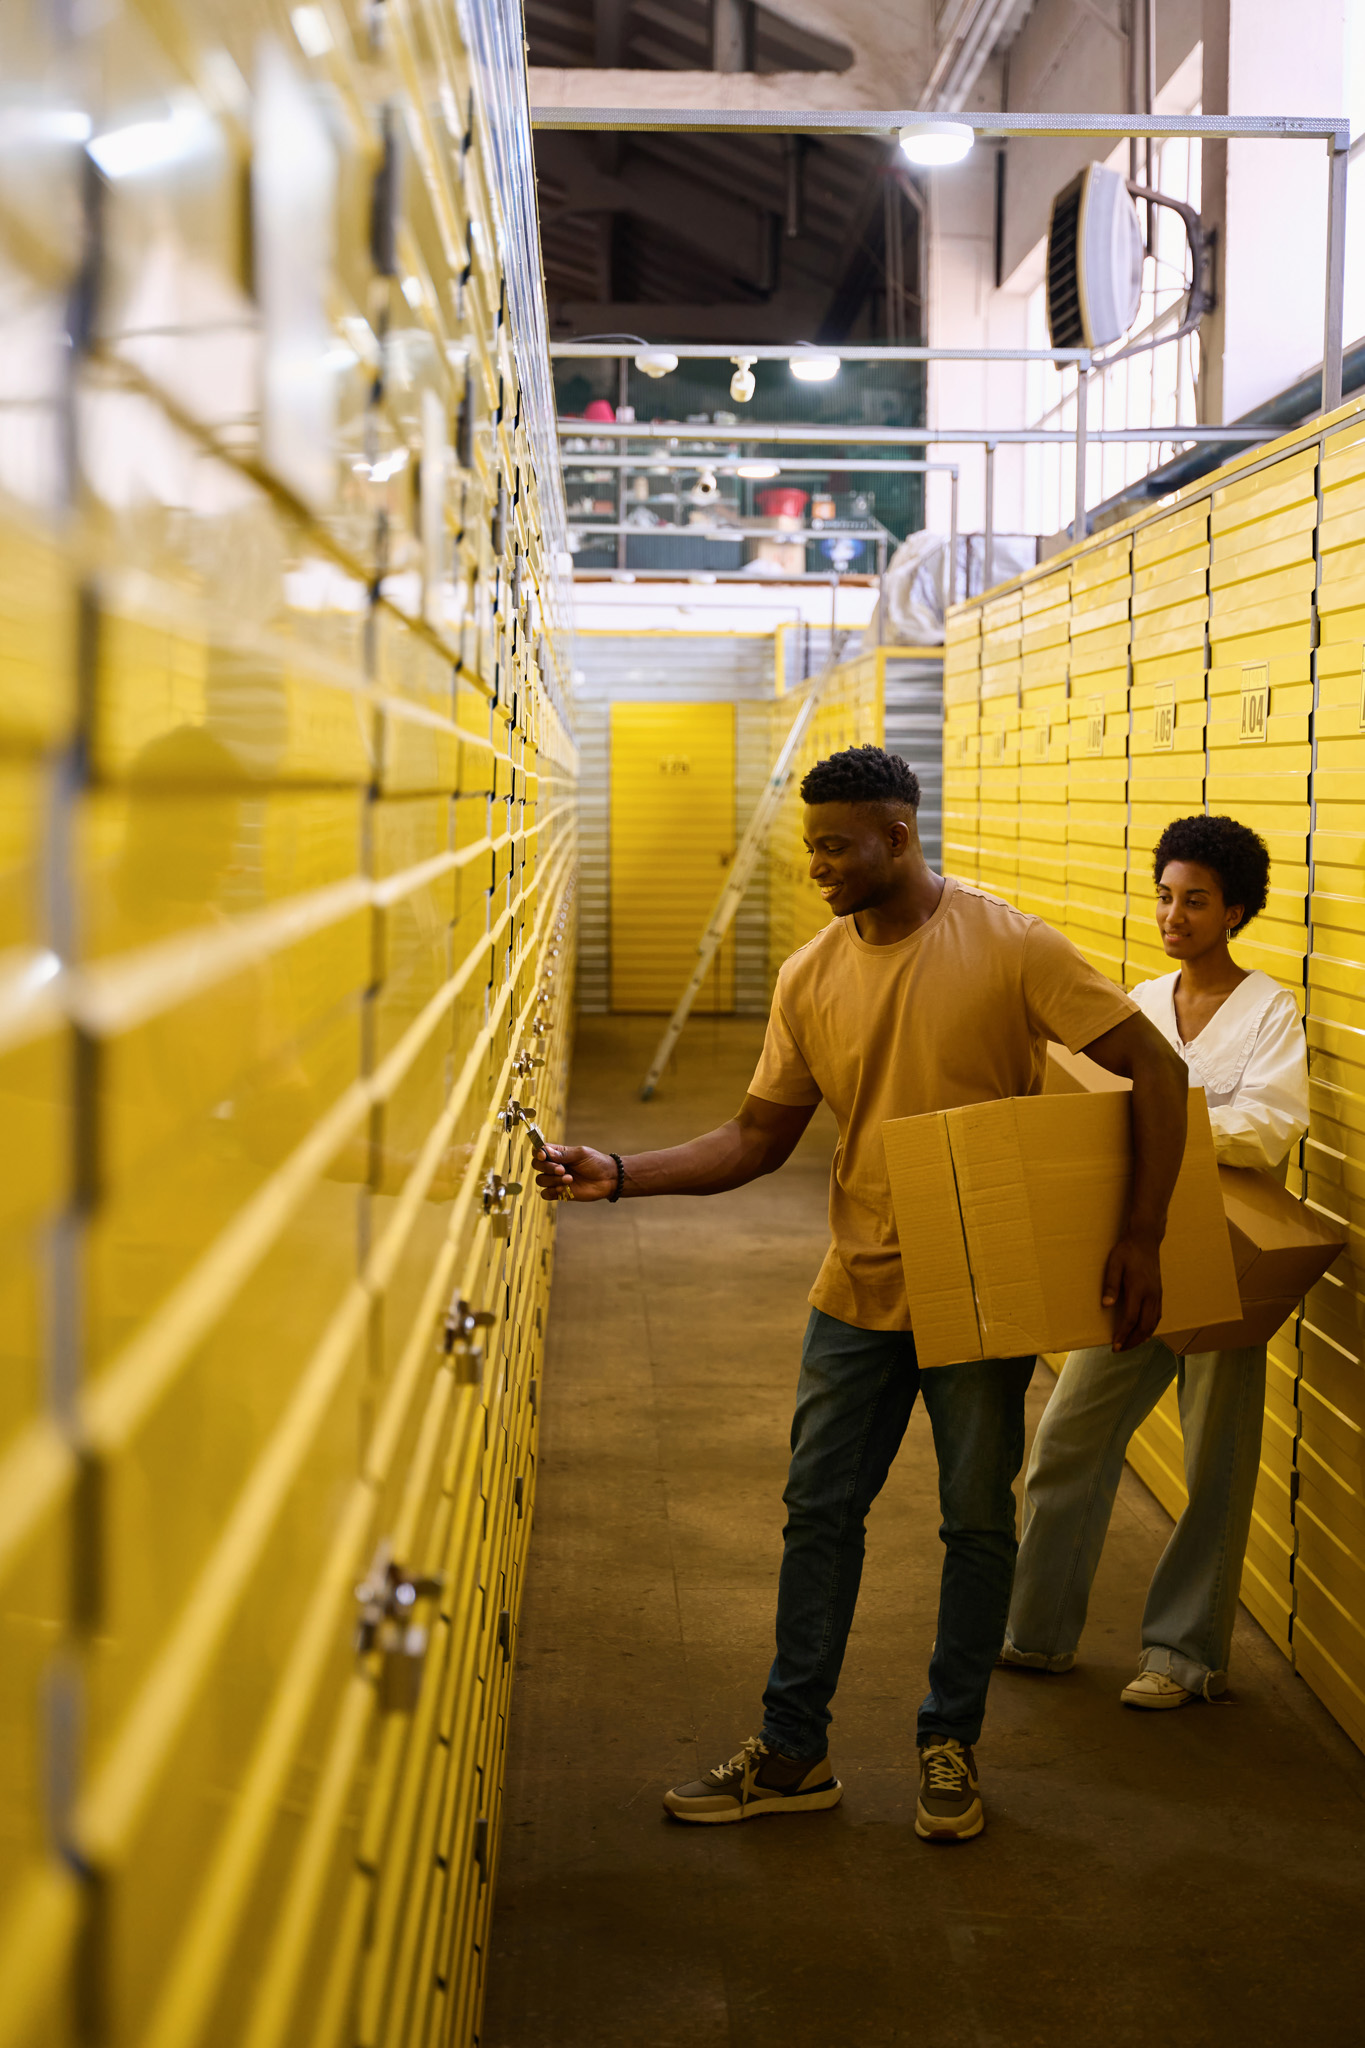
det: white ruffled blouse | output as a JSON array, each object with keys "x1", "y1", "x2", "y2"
[{"x1": 1131, "y1": 969, "x2": 1309, "y2": 1174}]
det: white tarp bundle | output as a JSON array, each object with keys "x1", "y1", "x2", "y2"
[{"x1": 862, "y1": 531, "x2": 1038, "y2": 648}]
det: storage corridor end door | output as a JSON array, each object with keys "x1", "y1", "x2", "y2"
[{"x1": 610, "y1": 702, "x2": 737, "y2": 1013}]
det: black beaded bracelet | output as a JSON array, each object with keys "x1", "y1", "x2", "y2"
[{"x1": 607, "y1": 1152, "x2": 625, "y2": 1203}]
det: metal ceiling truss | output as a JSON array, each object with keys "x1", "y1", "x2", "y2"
[{"x1": 537, "y1": 111, "x2": 1350, "y2": 544}]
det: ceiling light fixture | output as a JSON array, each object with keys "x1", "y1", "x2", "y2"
[
  {"x1": 735, "y1": 460, "x2": 782, "y2": 480},
  {"x1": 634, "y1": 349, "x2": 679, "y2": 378},
  {"x1": 898, "y1": 120, "x2": 975, "y2": 168},
  {"x1": 789, "y1": 349, "x2": 840, "y2": 383},
  {"x1": 729, "y1": 355, "x2": 757, "y2": 403}
]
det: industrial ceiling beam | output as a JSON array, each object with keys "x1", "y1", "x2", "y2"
[
  {"x1": 556, "y1": 419, "x2": 1275, "y2": 445},
  {"x1": 530, "y1": 109, "x2": 1350, "y2": 144},
  {"x1": 560, "y1": 455, "x2": 960, "y2": 472},
  {"x1": 551, "y1": 341, "x2": 1092, "y2": 361},
  {"x1": 534, "y1": 111, "x2": 1350, "y2": 513},
  {"x1": 536, "y1": 135, "x2": 763, "y2": 278}
]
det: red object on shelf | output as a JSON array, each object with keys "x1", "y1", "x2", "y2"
[
  {"x1": 583, "y1": 399, "x2": 617, "y2": 423},
  {"x1": 757, "y1": 487, "x2": 808, "y2": 519}
]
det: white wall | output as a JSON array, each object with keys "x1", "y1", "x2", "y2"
[
  {"x1": 924, "y1": 138, "x2": 1031, "y2": 540},
  {"x1": 1000, "y1": 0, "x2": 1203, "y2": 278},
  {"x1": 1200, "y1": 0, "x2": 1349, "y2": 421},
  {"x1": 925, "y1": 0, "x2": 1355, "y2": 548}
]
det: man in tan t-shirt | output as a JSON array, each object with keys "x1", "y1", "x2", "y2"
[{"x1": 535, "y1": 744, "x2": 1188, "y2": 1844}]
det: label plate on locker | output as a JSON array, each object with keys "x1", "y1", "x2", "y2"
[
  {"x1": 1084, "y1": 695, "x2": 1105, "y2": 756},
  {"x1": 1152, "y1": 682, "x2": 1175, "y2": 752},
  {"x1": 1240, "y1": 663, "x2": 1270, "y2": 743}
]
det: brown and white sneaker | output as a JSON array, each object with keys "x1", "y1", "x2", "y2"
[
  {"x1": 663, "y1": 1735, "x2": 842, "y2": 1825},
  {"x1": 915, "y1": 1737, "x2": 984, "y2": 1842}
]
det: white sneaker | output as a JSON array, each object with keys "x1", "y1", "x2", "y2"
[{"x1": 1121, "y1": 1669, "x2": 1193, "y2": 1710}]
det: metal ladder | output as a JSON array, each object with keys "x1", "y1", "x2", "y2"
[{"x1": 640, "y1": 662, "x2": 833, "y2": 1100}]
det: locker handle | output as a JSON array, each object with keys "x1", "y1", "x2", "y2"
[
  {"x1": 355, "y1": 1546, "x2": 445, "y2": 1711},
  {"x1": 482, "y1": 1171, "x2": 523, "y2": 1237}
]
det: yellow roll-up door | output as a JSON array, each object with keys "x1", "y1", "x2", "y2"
[{"x1": 610, "y1": 702, "x2": 736, "y2": 1013}]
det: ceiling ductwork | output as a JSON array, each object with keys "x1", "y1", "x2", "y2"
[{"x1": 919, "y1": 0, "x2": 1037, "y2": 112}]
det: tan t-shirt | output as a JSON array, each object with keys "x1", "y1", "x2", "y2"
[{"x1": 750, "y1": 878, "x2": 1136, "y2": 1331}]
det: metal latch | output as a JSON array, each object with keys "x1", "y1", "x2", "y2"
[
  {"x1": 442, "y1": 1294, "x2": 494, "y2": 1381},
  {"x1": 355, "y1": 1544, "x2": 445, "y2": 1713},
  {"x1": 512, "y1": 1049, "x2": 544, "y2": 1078},
  {"x1": 495, "y1": 1096, "x2": 535, "y2": 1132},
  {"x1": 481, "y1": 1170, "x2": 522, "y2": 1238}
]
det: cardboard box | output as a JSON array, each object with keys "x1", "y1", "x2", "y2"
[
  {"x1": 1042, "y1": 1040, "x2": 1347, "y2": 1354},
  {"x1": 1043, "y1": 1041, "x2": 1131, "y2": 1096},
  {"x1": 882, "y1": 1088, "x2": 1241, "y2": 1369}
]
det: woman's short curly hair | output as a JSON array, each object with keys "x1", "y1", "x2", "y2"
[
  {"x1": 1152, "y1": 814, "x2": 1270, "y2": 933},
  {"x1": 800, "y1": 745, "x2": 920, "y2": 810}
]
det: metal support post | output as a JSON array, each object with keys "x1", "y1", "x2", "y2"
[
  {"x1": 1074, "y1": 367, "x2": 1090, "y2": 543},
  {"x1": 616, "y1": 357, "x2": 628, "y2": 570},
  {"x1": 1324, "y1": 136, "x2": 1348, "y2": 413},
  {"x1": 948, "y1": 469, "x2": 959, "y2": 607},
  {"x1": 983, "y1": 440, "x2": 997, "y2": 593}
]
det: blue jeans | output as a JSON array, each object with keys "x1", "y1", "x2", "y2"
[
  {"x1": 1005, "y1": 1339, "x2": 1267, "y2": 1696},
  {"x1": 760, "y1": 1309, "x2": 1035, "y2": 1755}
]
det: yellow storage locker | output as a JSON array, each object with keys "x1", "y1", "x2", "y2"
[
  {"x1": 1016, "y1": 566, "x2": 1070, "y2": 927},
  {"x1": 1298, "y1": 438, "x2": 1365, "y2": 1737},
  {"x1": 767, "y1": 660, "x2": 883, "y2": 976},
  {"x1": 1065, "y1": 537, "x2": 1131, "y2": 985},
  {"x1": 609, "y1": 702, "x2": 736, "y2": 1013},
  {"x1": 0, "y1": 0, "x2": 580, "y2": 2040},
  {"x1": 1207, "y1": 451, "x2": 1314, "y2": 1002},
  {"x1": 976, "y1": 588, "x2": 1023, "y2": 904},
  {"x1": 0, "y1": 460, "x2": 82, "y2": 2047},
  {"x1": 1127, "y1": 501, "x2": 1209, "y2": 986},
  {"x1": 942, "y1": 607, "x2": 981, "y2": 885},
  {"x1": 945, "y1": 401, "x2": 1365, "y2": 1757}
]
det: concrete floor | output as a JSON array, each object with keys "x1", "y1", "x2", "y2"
[{"x1": 484, "y1": 1017, "x2": 1365, "y2": 2048}]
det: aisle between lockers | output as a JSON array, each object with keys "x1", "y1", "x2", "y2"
[{"x1": 484, "y1": 1019, "x2": 1365, "y2": 2048}]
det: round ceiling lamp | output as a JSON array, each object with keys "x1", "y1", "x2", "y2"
[
  {"x1": 898, "y1": 120, "x2": 975, "y2": 167},
  {"x1": 634, "y1": 349, "x2": 679, "y2": 378},
  {"x1": 735, "y1": 460, "x2": 782, "y2": 479},
  {"x1": 789, "y1": 350, "x2": 840, "y2": 383}
]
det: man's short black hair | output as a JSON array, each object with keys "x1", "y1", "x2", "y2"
[
  {"x1": 801, "y1": 745, "x2": 921, "y2": 812},
  {"x1": 1152, "y1": 813, "x2": 1270, "y2": 933}
]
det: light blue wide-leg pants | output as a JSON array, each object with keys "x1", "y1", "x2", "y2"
[{"x1": 1004, "y1": 1338, "x2": 1266, "y2": 1696}]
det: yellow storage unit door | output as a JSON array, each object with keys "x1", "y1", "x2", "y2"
[{"x1": 610, "y1": 702, "x2": 736, "y2": 1013}]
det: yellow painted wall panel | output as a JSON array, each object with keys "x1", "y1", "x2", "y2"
[
  {"x1": 0, "y1": 6, "x2": 581, "y2": 2037},
  {"x1": 0, "y1": 514, "x2": 76, "y2": 750},
  {"x1": 943, "y1": 402, "x2": 1365, "y2": 1755},
  {"x1": 610, "y1": 702, "x2": 735, "y2": 1013}
]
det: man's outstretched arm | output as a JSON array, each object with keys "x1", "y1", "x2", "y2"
[
  {"x1": 1080, "y1": 1010, "x2": 1189, "y2": 1351},
  {"x1": 533, "y1": 1094, "x2": 817, "y2": 1203}
]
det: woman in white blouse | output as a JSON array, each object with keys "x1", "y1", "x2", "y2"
[{"x1": 1002, "y1": 814, "x2": 1309, "y2": 1708}]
